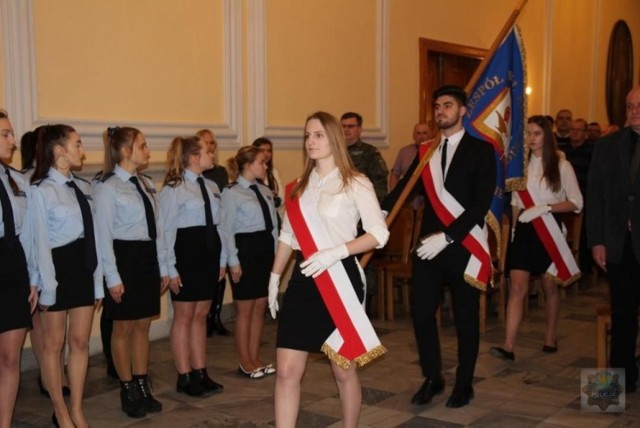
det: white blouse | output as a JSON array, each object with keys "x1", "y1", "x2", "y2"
[
  {"x1": 511, "y1": 153, "x2": 583, "y2": 212},
  {"x1": 278, "y1": 167, "x2": 389, "y2": 250}
]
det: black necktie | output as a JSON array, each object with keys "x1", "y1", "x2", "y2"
[
  {"x1": 441, "y1": 138, "x2": 449, "y2": 178},
  {"x1": 197, "y1": 177, "x2": 215, "y2": 248},
  {"x1": 67, "y1": 181, "x2": 98, "y2": 273},
  {"x1": 249, "y1": 184, "x2": 273, "y2": 232},
  {"x1": 0, "y1": 169, "x2": 16, "y2": 245},
  {"x1": 129, "y1": 176, "x2": 157, "y2": 240}
]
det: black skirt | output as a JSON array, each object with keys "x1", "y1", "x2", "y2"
[
  {"x1": 171, "y1": 226, "x2": 221, "y2": 302},
  {"x1": 0, "y1": 238, "x2": 31, "y2": 334},
  {"x1": 105, "y1": 240, "x2": 160, "y2": 320},
  {"x1": 48, "y1": 239, "x2": 96, "y2": 312},
  {"x1": 230, "y1": 231, "x2": 274, "y2": 300},
  {"x1": 277, "y1": 252, "x2": 365, "y2": 353},
  {"x1": 508, "y1": 214, "x2": 562, "y2": 275}
]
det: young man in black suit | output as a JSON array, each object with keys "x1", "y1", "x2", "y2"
[
  {"x1": 587, "y1": 85, "x2": 640, "y2": 393},
  {"x1": 383, "y1": 85, "x2": 496, "y2": 408}
]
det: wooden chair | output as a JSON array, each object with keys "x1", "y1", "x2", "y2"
[
  {"x1": 373, "y1": 207, "x2": 414, "y2": 320},
  {"x1": 380, "y1": 207, "x2": 424, "y2": 321}
]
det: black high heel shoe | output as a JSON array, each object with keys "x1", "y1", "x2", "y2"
[
  {"x1": 38, "y1": 376, "x2": 71, "y2": 398},
  {"x1": 38, "y1": 376, "x2": 50, "y2": 398}
]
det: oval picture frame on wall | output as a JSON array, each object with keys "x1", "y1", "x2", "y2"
[{"x1": 606, "y1": 20, "x2": 633, "y2": 128}]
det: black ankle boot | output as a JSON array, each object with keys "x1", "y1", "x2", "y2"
[
  {"x1": 176, "y1": 372, "x2": 206, "y2": 397},
  {"x1": 192, "y1": 368, "x2": 224, "y2": 395},
  {"x1": 120, "y1": 380, "x2": 146, "y2": 418},
  {"x1": 133, "y1": 374, "x2": 163, "y2": 413}
]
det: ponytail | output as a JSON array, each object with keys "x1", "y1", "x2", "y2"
[
  {"x1": 101, "y1": 126, "x2": 141, "y2": 177},
  {"x1": 163, "y1": 136, "x2": 201, "y2": 187}
]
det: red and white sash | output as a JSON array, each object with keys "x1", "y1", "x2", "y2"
[
  {"x1": 517, "y1": 187, "x2": 580, "y2": 286},
  {"x1": 285, "y1": 180, "x2": 386, "y2": 368},
  {"x1": 420, "y1": 142, "x2": 492, "y2": 290}
]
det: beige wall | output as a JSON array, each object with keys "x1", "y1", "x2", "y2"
[{"x1": 2, "y1": 0, "x2": 639, "y2": 360}]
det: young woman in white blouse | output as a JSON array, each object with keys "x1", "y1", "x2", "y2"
[
  {"x1": 490, "y1": 115, "x2": 583, "y2": 362},
  {"x1": 269, "y1": 111, "x2": 389, "y2": 428}
]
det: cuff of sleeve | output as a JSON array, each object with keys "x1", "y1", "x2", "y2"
[
  {"x1": 228, "y1": 255, "x2": 240, "y2": 267},
  {"x1": 278, "y1": 231, "x2": 293, "y2": 247},
  {"x1": 39, "y1": 289, "x2": 56, "y2": 306},
  {"x1": 94, "y1": 280, "x2": 105, "y2": 299},
  {"x1": 568, "y1": 198, "x2": 583, "y2": 213},
  {"x1": 168, "y1": 266, "x2": 178, "y2": 279},
  {"x1": 106, "y1": 273, "x2": 123, "y2": 288},
  {"x1": 159, "y1": 264, "x2": 168, "y2": 277},
  {"x1": 369, "y1": 226, "x2": 391, "y2": 249},
  {"x1": 30, "y1": 272, "x2": 40, "y2": 288}
]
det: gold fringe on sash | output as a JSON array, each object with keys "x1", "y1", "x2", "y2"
[
  {"x1": 321, "y1": 343, "x2": 388, "y2": 369},
  {"x1": 544, "y1": 271, "x2": 581, "y2": 287},
  {"x1": 464, "y1": 273, "x2": 488, "y2": 291}
]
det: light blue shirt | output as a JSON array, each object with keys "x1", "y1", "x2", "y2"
[
  {"x1": 29, "y1": 168, "x2": 103, "y2": 306},
  {"x1": 0, "y1": 164, "x2": 36, "y2": 283},
  {"x1": 220, "y1": 175, "x2": 277, "y2": 267},
  {"x1": 93, "y1": 165, "x2": 168, "y2": 288},
  {"x1": 159, "y1": 169, "x2": 227, "y2": 277}
]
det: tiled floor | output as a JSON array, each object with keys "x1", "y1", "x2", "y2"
[{"x1": 11, "y1": 274, "x2": 640, "y2": 427}]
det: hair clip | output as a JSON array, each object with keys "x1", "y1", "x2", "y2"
[{"x1": 107, "y1": 126, "x2": 120, "y2": 138}]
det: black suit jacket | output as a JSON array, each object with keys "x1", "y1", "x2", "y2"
[
  {"x1": 383, "y1": 132, "x2": 496, "y2": 245},
  {"x1": 587, "y1": 127, "x2": 640, "y2": 263}
]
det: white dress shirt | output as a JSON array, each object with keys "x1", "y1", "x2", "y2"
[
  {"x1": 278, "y1": 168, "x2": 389, "y2": 250},
  {"x1": 512, "y1": 153, "x2": 583, "y2": 212},
  {"x1": 438, "y1": 129, "x2": 465, "y2": 178}
]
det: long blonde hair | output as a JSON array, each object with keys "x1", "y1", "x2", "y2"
[
  {"x1": 163, "y1": 136, "x2": 201, "y2": 187},
  {"x1": 290, "y1": 111, "x2": 357, "y2": 199}
]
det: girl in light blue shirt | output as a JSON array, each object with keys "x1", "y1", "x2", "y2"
[{"x1": 29, "y1": 124, "x2": 102, "y2": 428}]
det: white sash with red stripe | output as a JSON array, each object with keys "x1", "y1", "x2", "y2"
[
  {"x1": 420, "y1": 142, "x2": 492, "y2": 290},
  {"x1": 517, "y1": 187, "x2": 580, "y2": 285},
  {"x1": 285, "y1": 181, "x2": 386, "y2": 368}
]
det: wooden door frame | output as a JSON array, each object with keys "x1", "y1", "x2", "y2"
[{"x1": 419, "y1": 38, "x2": 487, "y2": 123}]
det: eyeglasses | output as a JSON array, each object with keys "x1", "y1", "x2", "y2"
[{"x1": 342, "y1": 124, "x2": 360, "y2": 129}]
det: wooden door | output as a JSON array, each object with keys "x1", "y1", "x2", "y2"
[{"x1": 419, "y1": 39, "x2": 486, "y2": 124}]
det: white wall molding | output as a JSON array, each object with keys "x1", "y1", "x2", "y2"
[
  {"x1": 247, "y1": 0, "x2": 390, "y2": 149},
  {"x1": 1, "y1": 0, "x2": 243, "y2": 150}
]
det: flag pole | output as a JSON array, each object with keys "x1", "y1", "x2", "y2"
[{"x1": 359, "y1": 0, "x2": 528, "y2": 269}]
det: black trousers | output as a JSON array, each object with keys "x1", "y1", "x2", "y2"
[
  {"x1": 607, "y1": 233, "x2": 640, "y2": 389},
  {"x1": 411, "y1": 249, "x2": 480, "y2": 388}
]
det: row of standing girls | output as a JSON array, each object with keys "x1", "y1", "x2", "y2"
[{"x1": 0, "y1": 111, "x2": 281, "y2": 427}]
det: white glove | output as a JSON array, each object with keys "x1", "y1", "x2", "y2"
[
  {"x1": 268, "y1": 272, "x2": 280, "y2": 319},
  {"x1": 518, "y1": 205, "x2": 551, "y2": 223},
  {"x1": 300, "y1": 244, "x2": 349, "y2": 278},
  {"x1": 416, "y1": 232, "x2": 449, "y2": 260}
]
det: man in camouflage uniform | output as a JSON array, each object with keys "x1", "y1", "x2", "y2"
[
  {"x1": 340, "y1": 112, "x2": 389, "y2": 203},
  {"x1": 340, "y1": 112, "x2": 389, "y2": 318}
]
